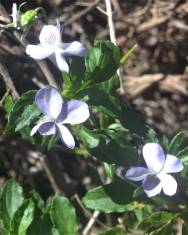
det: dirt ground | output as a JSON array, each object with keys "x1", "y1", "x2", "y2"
[{"x1": 0, "y1": 0, "x2": 188, "y2": 233}]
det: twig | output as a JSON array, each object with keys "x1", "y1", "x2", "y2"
[
  {"x1": 0, "y1": 88, "x2": 11, "y2": 106},
  {"x1": 104, "y1": 0, "x2": 124, "y2": 94},
  {"x1": 32, "y1": 77, "x2": 46, "y2": 88},
  {"x1": 73, "y1": 194, "x2": 107, "y2": 230},
  {"x1": 105, "y1": 0, "x2": 116, "y2": 45},
  {"x1": 0, "y1": 63, "x2": 19, "y2": 99},
  {"x1": 37, "y1": 153, "x2": 62, "y2": 194},
  {"x1": 63, "y1": 0, "x2": 101, "y2": 27},
  {"x1": 82, "y1": 210, "x2": 100, "y2": 235}
]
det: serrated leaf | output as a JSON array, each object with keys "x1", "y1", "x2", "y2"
[
  {"x1": 80, "y1": 126, "x2": 100, "y2": 148},
  {"x1": 11, "y1": 199, "x2": 35, "y2": 235},
  {"x1": 80, "y1": 125, "x2": 137, "y2": 166},
  {"x1": 27, "y1": 213, "x2": 53, "y2": 235},
  {"x1": 81, "y1": 87, "x2": 121, "y2": 117},
  {"x1": 147, "y1": 128, "x2": 158, "y2": 142},
  {"x1": 162, "y1": 135, "x2": 170, "y2": 152},
  {"x1": 85, "y1": 40, "x2": 120, "y2": 85},
  {"x1": 83, "y1": 178, "x2": 136, "y2": 213},
  {"x1": 149, "y1": 223, "x2": 176, "y2": 235},
  {"x1": 63, "y1": 57, "x2": 85, "y2": 98},
  {"x1": 97, "y1": 74, "x2": 120, "y2": 95},
  {"x1": 5, "y1": 90, "x2": 39, "y2": 133},
  {"x1": 0, "y1": 180, "x2": 24, "y2": 228},
  {"x1": 103, "y1": 163, "x2": 116, "y2": 180},
  {"x1": 169, "y1": 131, "x2": 185, "y2": 155},
  {"x1": 138, "y1": 211, "x2": 178, "y2": 233},
  {"x1": 177, "y1": 146, "x2": 188, "y2": 165},
  {"x1": 4, "y1": 95, "x2": 14, "y2": 114},
  {"x1": 90, "y1": 140, "x2": 138, "y2": 166},
  {"x1": 50, "y1": 194, "x2": 78, "y2": 235},
  {"x1": 15, "y1": 103, "x2": 40, "y2": 131}
]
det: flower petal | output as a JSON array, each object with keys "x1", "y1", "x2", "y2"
[
  {"x1": 39, "y1": 25, "x2": 60, "y2": 47},
  {"x1": 158, "y1": 173, "x2": 177, "y2": 196},
  {"x1": 26, "y1": 45, "x2": 54, "y2": 60},
  {"x1": 31, "y1": 120, "x2": 55, "y2": 136},
  {"x1": 35, "y1": 87, "x2": 63, "y2": 119},
  {"x1": 38, "y1": 122, "x2": 56, "y2": 135},
  {"x1": 55, "y1": 51, "x2": 69, "y2": 72},
  {"x1": 162, "y1": 154, "x2": 184, "y2": 174},
  {"x1": 143, "y1": 143, "x2": 165, "y2": 173},
  {"x1": 142, "y1": 175, "x2": 163, "y2": 197},
  {"x1": 56, "y1": 124, "x2": 75, "y2": 149},
  {"x1": 57, "y1": 100, "x2": 89, "y2": 124},
  {"x1": 61, "y1": 41, "x2": 87, "y2": 57},
  {"x1": 125, "y1": 167, "x2": 150, "y2": 181}
]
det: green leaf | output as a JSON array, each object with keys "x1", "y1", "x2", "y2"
[
  {"x1": 121, "y1": 107, "x2": 149, "y2": 138},
  {"x1": 27, "y1": 192, "x2": 53, "y2": 235},
  {"x1": 80, "y1": 126, "x2": 100, "y2": 148},
  {"x1": 85, "y1": 40, "x2": 120, "y2": 85},
  {"x1": 178, "y1": 146, "x2": 188, "y2": 165},
  {"x1": 5, "y1": 90, "x2": 40, "y2": 133},
  {"x1": 100, "y1": 227, "x2": 127, "y2": 235},
  {"x1": 81, "y1": 87, "x2": 121, "y2": 117},
  {"x1": 0, "y1": 180, "x2": 24, "y2": 228},
  {"x1": 147, "y1": 128, "x2": 158, "y2": 142},
  {"x1": 97, "y1": 74, "x2": 120, "y2": 95},
  {"x1": 138, "y1": 211, "x2": 178, "y2": 233},
  {"x1": 63, "y1": 40, "x2": 121, "y2": 99},
  {"x1": 27, "y1": 213, "x2": 53, "y2": 235},
  {"x1": 50, "y1": 194, "x2": 78, "y2": 235},
  {"x1": 20, "y1": 9, "x2": 39, "y2": 26},
  {"x1": 169, "y1": 131, "x2": 185, "y2": 155},
  {"x1": 63, "y1": 57, "x2": 85, "y2": 98},
  {"x1": 81, "y1": 125, "x2": 138, "y2": 166},
  {"x1": 103, "y1": 163, "x2": 116, "y2": 180},
  {"x1": 83, "y1": 178, "x2": 137, "y2": 213},
  {"x1": 29, "y1": 191, "x2": 45, "y2": 213},
  {"x1": 149, "y1": 223, "x2": 176, "y2": 235},
  {"x1": 11, "y1": 199, "x2": 35, "y2": 235},
  {"x1": 90, "y1": 140, "x2": 138, "y2": 166},
  {"x1": 162, "y1": 135, "x2": 170, "y2": 152},
  {"x1": 4, "y1": 95, "x2": 14, "y2": 114},
  {"x1": 15, "y1": 103, "x2": 40, "y2": 131}
]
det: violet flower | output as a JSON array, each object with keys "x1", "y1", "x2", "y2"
[
  {"x1": 125, "y1": 143, "x2": 184, "y2": 197},
  {"x1": 31, "y1": 87, "x2": 89, "y2": 149},
  {"x1": 26, "y1": 21, "x2": 87, "y2": 72}
]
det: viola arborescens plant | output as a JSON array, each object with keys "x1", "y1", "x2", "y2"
[
  {"x1": 125, "y1": 143, "x2": 184, "y2": 197},
  {"x1": 1, "y1": 3, "x2": 188, "y2": 234},
  {"x1": 26, "y1": 21, "x2": 87, "y2": 72},
  {"x1": 31, "y1": 87, "x2": 90, "y2": 149}
]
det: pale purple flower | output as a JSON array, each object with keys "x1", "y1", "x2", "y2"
[
  {"x1": 26, "y1": 21, "x2": 87, "y2": 73},
  {"x1": 31, "y1": 87, "x2": 90, "y2": 149},
  {"x1": 125, "y1": 143, "x2": 184, "y2": 197}
]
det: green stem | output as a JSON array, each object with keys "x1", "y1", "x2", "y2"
[{"x1": 120, "y1": 43, "x2": 138, "y2": 65}]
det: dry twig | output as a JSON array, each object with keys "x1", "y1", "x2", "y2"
[{"x1": 0, "y1": 63, "x2": 19, "y2": 99}]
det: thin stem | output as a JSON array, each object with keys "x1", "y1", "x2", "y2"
[
  {"x1": 120, "y1": 43, "x2": 138, "y2": 65},
  {"x1": 38, "y1": 154, "x2": 62, "y2": 193},
  {"x1": 104, "y1": 0, "x2": 123, "y2": 93},
  {"x1": 82, "y1": 210, "x2": 100, "y2": 235}
]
